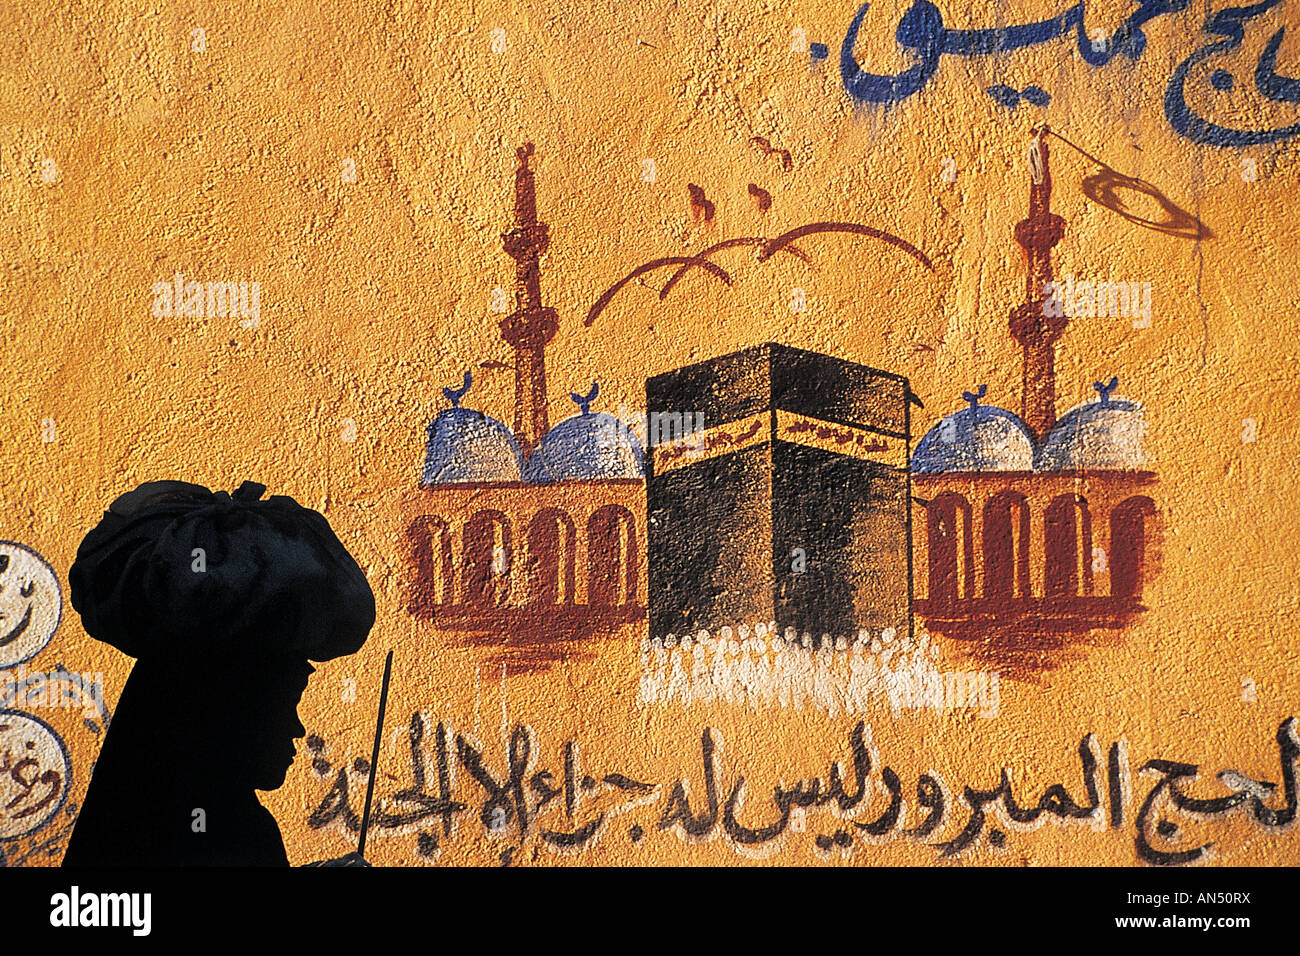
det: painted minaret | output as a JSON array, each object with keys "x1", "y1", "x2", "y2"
[
  {"x1": 1009, "y1": 126, "x2": 1067, "y2": 440},
  {"x1": 499, "y1": 143, "x2": 559, "y2": 456}
]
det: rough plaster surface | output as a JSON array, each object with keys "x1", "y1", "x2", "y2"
[{"x1": 1, "y1": 0, "x2": 1298, "y2": 866}]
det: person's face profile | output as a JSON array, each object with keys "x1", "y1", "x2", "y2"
[{"x1": 214, "y1": 657, "x2": 315, "y2": 791}]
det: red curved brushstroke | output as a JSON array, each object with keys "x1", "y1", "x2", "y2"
[
  {"x1": 584, "y1": 256, "x2": 733, "y2": 327},
  {"x1": 658, "y1": 238, "x2": 811, "y2": 301},
  {"x1": 759, "y1": 222, "x2": 934, "y2": 271},
  {"x1": 584, "y1": 222, "x2": 933, "y2": 328}
]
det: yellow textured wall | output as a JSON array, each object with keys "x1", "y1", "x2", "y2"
[{"x1": 1, "y1": 0, "x2": 1298, "y2": 866}]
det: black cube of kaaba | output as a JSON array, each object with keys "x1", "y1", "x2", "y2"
[{"x1": 646, "y1": 343, "x2": 912, "y2": 642}]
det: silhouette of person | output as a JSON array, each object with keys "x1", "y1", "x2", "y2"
[{"x1": 61, "y1": 480, "x2": 376, "y2": 866}]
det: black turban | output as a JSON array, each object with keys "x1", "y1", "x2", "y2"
[{"x1": 68, "y1": 480, "x2": 375, "y2": 662}]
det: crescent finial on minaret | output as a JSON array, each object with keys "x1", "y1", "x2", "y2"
[
  {"x1": 443, "y1": 370, "x2": 473, "y2": 407},
  {"x1": 961, "y1": 384, "x2": 988, "y2": 416},
  {"x1": 1093, "y1": 376, "x2": 1120, "y2": 407},
  {"x1": 571, "y1": 381, "x2": 600, "y2": 415}
]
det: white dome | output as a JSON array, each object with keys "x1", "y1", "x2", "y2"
[
  {"x1": 420, "y1": 372, "x2": 524, "y2": 484},
  {"x1": 912, "y1": 387, "x2": 1036, "y2": 473},
  {"x1": 1037, "y1": 378, "x2": 1148, "y2": 471}
]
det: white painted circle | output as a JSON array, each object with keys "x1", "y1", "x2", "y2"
[
  {"x1": 0, "y1": 542, "x2": 62, "y2": 669},
  {"x1": 0, "y1": 710, "x2": 72, "y2": 840}
]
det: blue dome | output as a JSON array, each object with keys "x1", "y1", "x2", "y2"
[
  {"x1": 421, "y1": 372, "x2": 525, "y2": 484},
  {"x1": 523, "y1": 383, "x2": 646, "y2": 483},
  {"x1": 912, "y1": 387, "x2": 1035, "y2": 473},
  {"x1": 1037, "y1": 377, "x2": 1148, "y2": 471}
]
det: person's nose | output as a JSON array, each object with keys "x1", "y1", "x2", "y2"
[{"x1": 292, "y1": 715, "x2": 306, "y2": 740}]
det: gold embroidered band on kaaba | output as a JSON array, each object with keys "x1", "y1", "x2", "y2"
[{"x1": 652, "y1": 411, "x2": 907, "y2": 474}]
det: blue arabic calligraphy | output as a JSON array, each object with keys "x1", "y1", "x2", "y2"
[
  {"x1": 838, "y1": 0, "x2": 1300, "y2": 145},
  {"x1": 1165, "y1": 0, "x2": 1300, "y2": 145}
]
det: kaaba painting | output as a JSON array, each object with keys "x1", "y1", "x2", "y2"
[{"x1": 646, "y1": 343, "x2": 913, "y2": 645}]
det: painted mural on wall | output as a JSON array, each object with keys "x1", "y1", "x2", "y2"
[
  {"x1": 0, "y1": 543, "x2": 106, "y2": 866},
  {"x1": 1, "y1": 0, "x2": 1298, "y2": 867}
]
